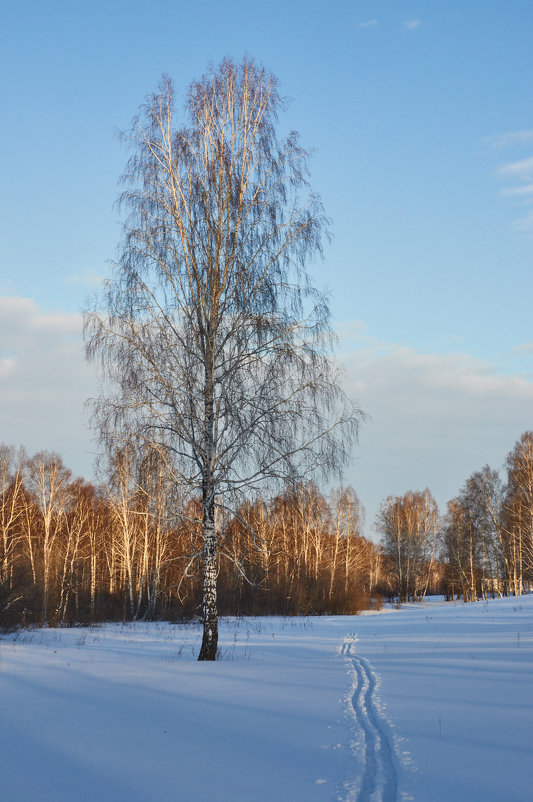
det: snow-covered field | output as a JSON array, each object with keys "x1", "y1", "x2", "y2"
[{"x1": 1, "y1": 596, "x2": 532, "y2": 801}]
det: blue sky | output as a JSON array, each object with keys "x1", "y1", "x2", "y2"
[{"x1": 2, "y1": 1, "x2": 533, "y2": 533}]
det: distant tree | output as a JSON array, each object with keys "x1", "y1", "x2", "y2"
[
  {"x1": 220, "y1": 482, "x2": 372, "y2": 615},
  {"x1": 442, "y1": 495, "x2": 480, "y2": 602},
  {"x1": 441, "y1": 466, "x2": 509, "y2": 601},
  {"x1": 329, "y1": 486, "x2": 367, "y2": 599},
  {"x1": 376, "y1": 489, "x2": 439, "y2": 602},
  {"x1": 26, "y1": 451, "x2": 71, "y2": 623},
  {"x1": 84, "y1": 58, "x2": 360, "y2": 659},
  {"x1": 442, "y1": 444, "x2": 533, "y2": 603},
  {"x1": 0, "y1": 445, "x2": 26, "y2": 625},
  {"x1": 56, "y1": 479, "x2": 94, "y2": 624},
  {"x1": 504, "y1": 431, "x2": 533, "y2": 593},
  {"x1": 0, "y1": 445, "x2": 25, "y2": 588},
  {"x1": 472, "y1": 466, "x2": 508, "y2": 596},
  {"x1": 104, "y1": 444, "x2": 170, "y2": 620}
]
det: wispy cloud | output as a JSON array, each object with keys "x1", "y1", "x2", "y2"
[
  {"x1": 512, "y1": 210, "x2": 533, "y2": 233},
  {"x1": 498, "y1": 156, "x2": 533, "y2": 181},
  {"x1": 501, "y1": 183, "x2": 533, "y2": 197},
  {"x1": 358, "y1": 18, "x2": 424, "y2": 35},
  {"x1": 402, "y1": 19, "x2": 421, "y2": 30},
  {"x1": 67, "y1": 272, "x2": 107, "y2": 289},
  {"x1": 513, "y1": 343, "x2": 533, "y2": 355},
  {"x1": 486, "y1": 130, "x2": 533, "y2": 150},
  {"x1": 491, "y1": 133, "x2": 533, "y2": 232}
]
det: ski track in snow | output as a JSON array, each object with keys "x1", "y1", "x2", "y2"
[{"x1": 341, "y1": 634, "x2": 398, "y2": 802}]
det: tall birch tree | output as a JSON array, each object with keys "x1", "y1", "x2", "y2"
[{"x1": 85, "y1": 58, "x2": 360, "y2": 659}]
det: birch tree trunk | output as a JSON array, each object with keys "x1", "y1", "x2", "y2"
[{"x1": 198, "y1": 488, "x2": 218, "y2": 660}]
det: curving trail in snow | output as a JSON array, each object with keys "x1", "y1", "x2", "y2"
[{"x1": 341, "y1": 634, "x2": 398, "y2": 802}]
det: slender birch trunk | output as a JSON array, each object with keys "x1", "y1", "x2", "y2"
[{"x1": 198, "y1": 484, "x2": 218, "y2": 660}]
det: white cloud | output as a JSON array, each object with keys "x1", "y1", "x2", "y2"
[
  {"x1": 335, "y1": 320, "x2": 368, "y2": 343},
  {"x1": 403, "y1": 19, "x2": 421, "y2": 30},
  {"x1": 0, "y1": 357, "x2": 15, "y2": 377},
  {"x1": 33, "y1": 311, "x2": 82, "y2": 334},
  {"x1": 340, "y1": 335, "x2": 533, "y2": 535},
  {"x1": 359, "y1": 19, "x2": 378, "y2": 29},
  {"x1": 0, "y1": 297, "x2": 98, "y2": 479},
  {"x1": 0, "y1": 296, "x2": 36, "y2": 324},
  {"x1": 498, "y1": 156, "x2": 533, "y2": 181}
]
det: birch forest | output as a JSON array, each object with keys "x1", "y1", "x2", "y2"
[
  {"x1": 0, "y1": 444, "x2": 377, "y2": 627},
  {"x1": 1, "y1": 430, "x2": 532, "y2": 629}
]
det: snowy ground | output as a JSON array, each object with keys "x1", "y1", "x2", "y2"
[{"x1": 1, "y1": 596, "x2": 532, "y2": 801}]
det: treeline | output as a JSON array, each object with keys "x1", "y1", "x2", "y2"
[
  {"x1": 3, "y1": 431, "x2": 532, "y2": 628},
  {"x1": 0, "y1": 444, "x2": 381, "y2": 628},
  {"x1": 376, "y1": 431, "x2": 533, "y2": 602}
]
